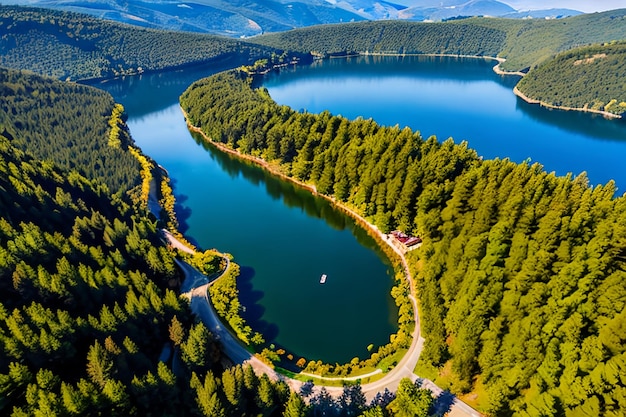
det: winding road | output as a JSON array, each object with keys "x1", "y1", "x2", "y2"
[{"x1": 165, "y1": 229, "x2": 481, "y2": 416}]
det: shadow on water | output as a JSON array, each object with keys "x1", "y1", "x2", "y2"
[
  {"x1": 189, "y1": 130, "x2": 391, "y2": 263},
  {"x1": 263, "y1": 55, "x2": 520, "y2": 87},
  {"x1": 84, "y1": 59, "x2": 245, "y2": 118},
  {"x1": 237, "y1": 266, "x2": 279, "y2": 343},
  {"x1": 516, "y1": 97, "x2": 626, "y2": 142},
  {"x1": 169, "y1": 177, "x2": 194, "y2": 232}
]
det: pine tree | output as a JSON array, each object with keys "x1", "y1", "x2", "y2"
[
  {"x1": 168, "y1": 315, "x2": 185, "y2": 347},
  {"x1": 221, "y1": 366, "x2": 242, "y2": 408},
  {"x1": 256, "y1": 373, "x2": 274, "y2": 410},
  {"x1": 284, "y1": 391, "x2": 307, "y2": 417}
]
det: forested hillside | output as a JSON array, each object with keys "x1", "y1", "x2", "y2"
[
  {"x1": 0, "y1": 66, "x2": 192, "y2": 415},
  {"x1": 251, "y1": 20, "x2": 507, "y2": 60},
  {"x1": 181, "y1": 70, "x2": 626, "y2": 416},
  {"x1": 0, "y1": 68, "x2": 141, "y2": 195},
  {"x1": 251, "y1": 9, "x2": 626, "y2": 72},
  {"x1": 0, "y1": 58, "x2": 443, "y2": 416},
  {"x1": 516, "y1": 41, "x2": 626, "y2": 116},
  {"x1": 472, "y1": 10, "x2": 626, "y2": 71},
  {"x1": 0, "y1": 131, "x2": 199, "y2": 415},
  {"x1": 3, "y1": 5, "x2": 625, "y2": 83},
  {"x1": 0, "y1": 114, "x2": 436, "y2": 417},
  {"x1": 0, "y1": 6, "x2": 282, "y2": 81}
]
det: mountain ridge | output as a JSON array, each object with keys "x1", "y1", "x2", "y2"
[{"x1": 7, "y1": 0, "x2": 585, "y2": 37}]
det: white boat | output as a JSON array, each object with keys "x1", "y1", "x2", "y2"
[{"x1": 320, "y1": 274, "x2": 327, "y2": 284}]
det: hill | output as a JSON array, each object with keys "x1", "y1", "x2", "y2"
[
  {"x1": 3, "y1": 5, "x2": 625, "y2": 82},
  {"x1": 4, "y1": 0, "x2": 366, "y2": 37},
  {"x1": 0, "y1": 68, "x2": 142, "y2": 195},
  {"x1": 250, "y1": 9, "x2": 626, "y2": 72},
  {"x1": 5, "y1": 0, "x2": 585, "y2": 37},
  {"x1": 516, "y1": 41, "x2": 626, "y2": 116},
  {"x1": 0, "y1": 5, "x2": 282, "y2": 81},
  {"x1": 0, "y1": 67, "x2": 205, "y2": 415}
]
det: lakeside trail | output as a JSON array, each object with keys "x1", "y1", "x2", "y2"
[{"x1": 177, "y1": 111, "x2": 483, "y2": 416}]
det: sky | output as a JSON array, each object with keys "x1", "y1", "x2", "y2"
[
  {"x1": 395, "y1": 1, "x2": 625, "y2": 13},
  {"x1": 503, "y1": 0, "x2": 626, "y2": 13}
]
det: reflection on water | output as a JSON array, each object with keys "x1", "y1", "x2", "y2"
[
  {"x1": 190, "y1": 130, "x2": 385, "y2": 249},
  {"x1": 86, "y1": 60, "x2": 239, "y2": 117},
  {"x1": 264, "y1": 55, "x2": 626, "y2": 190},
  {"x1": 515, "y1": 98, "x2": 626, "y2": 142}
]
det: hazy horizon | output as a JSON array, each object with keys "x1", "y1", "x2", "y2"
[
  {"x1": 393, "y1": 0, "x2": 623, "y2": 13},
  {"x1": 503, "y1": 0, "x2": 624, "y2": 13}
]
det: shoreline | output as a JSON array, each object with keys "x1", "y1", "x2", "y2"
[
  {"x1": 513, "y1": 86, "x2": 622, "y2": 120},
  {"x1": 321, "y1": 52, "x2": 623, "y2": 120},
  {"x1": 182, "y1": 106, "x2": 427, "y2": 387},
  {"x1": 183, "y1": 108, "x2": 412, "y2": 279},
  {"x1": 344, "y1": 51, "x2": 526, "y2": 77}
]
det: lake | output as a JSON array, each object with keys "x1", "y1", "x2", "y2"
[
  {"x1": 264, "y1": 55, "x2": 626, "y2": 191},
  {"x1": 92, "y1": 54, "x2": 626, "y2": 364},
  {"x1": 93, "y1": 64, "x2": 399, "y2": 365}
]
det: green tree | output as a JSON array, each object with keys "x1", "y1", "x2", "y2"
[
  {"x1": 386, "y1": 379, "x2": 433, "y2": 417},
  {"x1": 284, "y1": 391, "x2": 307, "y2": 417}
]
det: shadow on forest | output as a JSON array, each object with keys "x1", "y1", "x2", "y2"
[
  {"x1": 431, "y1": 389, "x2": 455, "y2": 417},
  {"x1": 237, "y1": 266, "x2": 279, "y2": 342}
]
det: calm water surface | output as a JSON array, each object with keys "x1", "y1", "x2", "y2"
[
  {"x1": 264, "y1": 55, "x2": 626, "y2": 190},
  {"x1": 93, "y1": 55, "x2": 626, "y2": 363},
  {"x1": 93, "y1": 65, "x2": 398, "y2": 364}
]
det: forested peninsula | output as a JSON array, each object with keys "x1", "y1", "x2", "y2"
[
  {"x1": 516, "y1": 41, "x2": 626, "y2": 117},
  {"x1": 181, "y1": 69, "x2": 626, "y2": 416}
]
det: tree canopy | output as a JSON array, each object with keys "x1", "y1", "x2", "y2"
[
  {"x1": 517, "y1": 41, "x2": 626, "y2": 116},
  {"x1": 181, "y1": 69, "x2": 626, "y2": 416},
  {"x1": 0, "y1": 68, "x2": 142, "y2": 194},
  {"x1": 0, "y1": 5, "x2": 282, "y2": 81},
  {"x1": 250, "y1": 9, "x2": 626, "y2": 72}
]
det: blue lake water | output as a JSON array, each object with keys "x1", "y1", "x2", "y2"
[
  {"x1": 93, "y1": 54, "x2": 626, "y2": 364},
  {"x1": 264, "y1": 55, "x2": 626, "y2": 191}
]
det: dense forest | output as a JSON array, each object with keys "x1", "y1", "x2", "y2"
[
  {"x1": 181, "y1": 70, "x2": 626, "y2": 416},
  {"x1": 516, "y1": 41, "x2": 626, "y2": 116},
  {"x1": 3, "y1": 6, "x2": 626, "y2": 83},
  {"x1": 252, "y1": 20, "x2": 506, "y2": 60},
  {"x1": 0, "y1": 5, "x2": 284, "y2": 81},
  {"x1": 4, "y1": 4, "x2": 626, "y2": 415},
  {"x1": 0, "y1": 68, "x2": 141, "y2": 194},
  {"x1": 0, "y1": 64, "x2": 442, "y2": 416},
  {"x1": 0, "y1": 112, "x2": 436, "y2": 417},
  {"x1": 250, "y1": 10, "x2": 626, "y2": 72}
]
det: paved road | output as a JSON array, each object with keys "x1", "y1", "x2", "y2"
[{"x1": 171, "y1": 231, "x2": 482, "y2": 416}]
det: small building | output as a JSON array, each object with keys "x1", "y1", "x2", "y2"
[{"x1": 390, "y1": 230, "x2": 422, "y2": 249}]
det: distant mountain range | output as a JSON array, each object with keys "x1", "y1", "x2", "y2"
[{"x1": 5, "y1": 0, "x2": 584, "y2": 37}]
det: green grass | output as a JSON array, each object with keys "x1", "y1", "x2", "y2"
[{"x1": 377, "y1": 348, "x2": 408, "y2": 373}]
